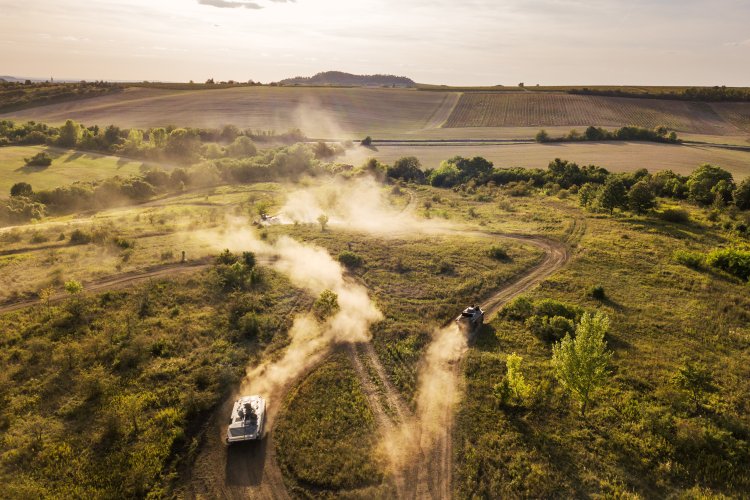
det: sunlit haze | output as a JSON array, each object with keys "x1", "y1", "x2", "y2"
[{"x1": 1, "y1": 0, "x2": 749, "y2": 85}]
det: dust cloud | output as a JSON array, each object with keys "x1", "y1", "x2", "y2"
[
  {"x1": 381, "y1": 323, "x2": 469, "y2": 487},
  {"x1": 279, "y1": 176, "x2": 448, "y2": 235},
  {"x1": 196, "y1": 220, "x2": 382, "y2": 405}
]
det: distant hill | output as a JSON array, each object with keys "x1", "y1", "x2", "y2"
[{"x1": 279, "y1": 71, "x2": 415, "y2": 88}]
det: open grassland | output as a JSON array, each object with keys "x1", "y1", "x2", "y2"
[
  {"x1": 0, "y1": 184, "x2": 281, "y2": 302},
  {"x1": 275, "y1": 353, "x2": 384, "y2": 497},
  {"x1": 1, "y1": 161, "x2": 749, "y2": 498},
  {"x1": 0, "y1": 146, "x2": 153, "y2": 197},
  {"x1": 0, "y1": 265, "x2": 306, "y2": 498},
  {"x1": 444, "y1": 93, "x2": 750, "y2": 134},
  {"x1": 455, "y1": 200, "x2": 750, "y2": 498},
  {"x1": 343, "y1": 142, "x2": 750, "y2": 179},
  {"x1": 0, "y1": 87, "x2": 458, "y2": 137}
]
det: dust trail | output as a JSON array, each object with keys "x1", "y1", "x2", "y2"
[
  {"x1": 382, "y1": 322, "x2": 469, "y2": 496},
  {"x1": 279, "y1": 176, "x2": 449, "y2": 235},
  {"x1": 197, "y1": 219, "x2": 382, "y2": 405}
]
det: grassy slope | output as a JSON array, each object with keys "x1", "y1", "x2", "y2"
[
  {"x1": 341, "y1": 142, "x2": 750, "y2": 179},
  {"x1": 455, "y1": 199, "x2": 750, "y2": 498},
  {"x1": 0, "y1": 146, "x2": 150, "y2": 197},
  {"x1": 0, "y1": 87, "x2": 456, "y2": 137},
  {"x1": 0, "y1": 184, "x2": 280, "y2": 303},
  {"x1": 0, "y1": 266, "x2": 306, "y2": 498}
]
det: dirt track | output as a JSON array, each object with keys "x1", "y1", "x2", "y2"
[
  {"x1": 0, "y1": 197, "x2": 577, "y2": 499},
  {"x1": 0, "y1": 258, "x2": 213, "y2": 315}
]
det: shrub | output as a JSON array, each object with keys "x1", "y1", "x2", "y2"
[
  {"x1": 338, "y1": 251, "x2": 364, "y2": 269},
  {"x1": 673, "y1": 249, "x2": 704, "y2": 269},
  {"x1": 10, "y1": 182, "x2": 33, "y2": 197},
  {"x1": 525, "y1": 314, "x2": 575, "y2": 342},
  {"x1": 533, "y1": 298, "x2": 583, "y2": 321},
  {"x1": 705, "y1": 248, "x2": 750, "y2": 281},
  {"x1": 238, "y1": 312, "x2": 261, "y2": 339},
  {"x1": 69, "y1": 229, "x2": 92, "y2": 245},
  {"x1": 589, "y1": 285, "x2": 606, "y2": 300},
  {"x1": 502, "y1": 296, "x2": 533, "y2": 320},
  {"x1": 659, "y1": 208, "x2": 690, "y2": 224},
  {"x1": 24, "y1": 151, "x2": 53, "y2": 167},
  {"x1": 488, "y1": 245, "x2": 510, "y2": 261}
]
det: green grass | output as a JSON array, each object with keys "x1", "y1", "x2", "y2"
[
  {"x1": 0, "y1": 266, "x2": 306, "y2": 498},
  {"x1": 275, "y1": 353, "x2": 384, "y2": 496},
  {"x1": 455, "y1": 201, "x2": 750, "y2": 498},
  {"x1": 0, "y1": 146, "x2": 151, "y2": 197}
]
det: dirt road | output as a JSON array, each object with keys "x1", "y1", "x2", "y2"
[{"x1": 0, "y1": 258, "x2": 213, "y2": 315}]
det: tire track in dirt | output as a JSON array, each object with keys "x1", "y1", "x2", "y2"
[{"x1": 0, "y1": 258, "x2": 214, "y2": 315}]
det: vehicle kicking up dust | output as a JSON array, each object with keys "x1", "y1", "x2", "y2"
[{"x1": 226, "y1": 395, "x2": 267, "y2": 444}]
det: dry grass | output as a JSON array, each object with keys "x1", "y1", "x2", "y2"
[
  {"x1": 0, "y1": 87, "x2": 458, "y2": 138},
  {"x1": 444, "y1": 93, "x2": 749, "y2": 134}
]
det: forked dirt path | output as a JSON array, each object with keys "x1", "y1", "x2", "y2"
[{"x1": 0, "y1": 189, "x2": 580, "y2": 499}]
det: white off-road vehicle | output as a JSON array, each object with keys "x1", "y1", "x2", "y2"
[
  {"x1": 226, "y1": 395, "x2": 266, "y2": 443},
  {"x1": 457, "y1": 305, "x2": 484, "y2": 330}
]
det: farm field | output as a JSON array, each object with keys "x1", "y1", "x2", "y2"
[
  {"x1": 343, "y1": 141, "x2": 750, "y2": 179},
  {"x1": 0, "y1": 146, "x2": 152, "y2": 196},
  {"x1": 444, "y1": 92, "x2": 750, "y2": 134},
  {"x1": 0, "y1": 86, "x2": 459, "y2": 137}
]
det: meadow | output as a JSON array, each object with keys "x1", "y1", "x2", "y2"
[{"x1": 0, "y1": 146, "x2": 151, "y2": 196}]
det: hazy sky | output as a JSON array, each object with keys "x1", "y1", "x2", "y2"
[{"x1": 1, "y1": 0, "x2": 748, "y2": 85}]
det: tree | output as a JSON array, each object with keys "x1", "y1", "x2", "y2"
[
  {"x1": 24, "y1": 152, "x2": 52, "y2": 167},
  {"x1": 361, "y1": 136, "x2": 373, "y2": 147},
  {"x1": 313, "y1": 289, "x2": 339, "y2": 320},
  {"x1": 57, "y1": 119, "x2": 81, "y2": 148},
  {"x1": 64, "y1": 279, "x2": 83, "y2": 295},
  {"x1": 39, "y1": 286, "x2": 54, "y2": 318},
  {"x1": 317, "y1": 213, "x2": 329, "y2": 231},
  {"x1": 673, "y1": 360, "x2": 716, "y2": 413},
  {"x1": 598, "y1": 177, "x2": 627, "y2": 214},
  {"x1": 551, "y1": 312, "x2": 612, "y2": 417},
  {"x1": 578, "y1": 183, "x2": 599, "y2": 208},
  {"x1": 494, "y1": 352, "x2": 530, "y2": 406},
  {"x1": 226, "y1": 136, "x2": 257, "y2": 157},
  {"x1": 687, "y1": 164, "x2": 735, "y2": 205},
  {"x1": 387, "y1": 156, "x2": 424, "y2": 183},
  {"x1": 627, "y1": 180, "x2": 656, "y2": 214},
  {"x1": 535, "y1": 129, "x2": 550, "y2": 143},
  {"x1": 734, "y1": 178, "x2": 750, "y2": 210},
  {"x1": 10, "y1": 182, "x2": 33, "y2": 197}
]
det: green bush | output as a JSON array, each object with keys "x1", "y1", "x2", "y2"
[
  {"x1": 589, "y1": 284, "x2": 606, "y2": 300},
  {"x1": 705, "y1": 248, "x2": 750, "y2": 281},
  {"x1": 24, "y1": 151, "x2": 53, "y2": 167},
  {"x1": 488, "y1": 245, "x2": 510, "y2": 261},
  {"x1": 533, "y1": 298, "x2": 583, "y2": 321},
  {"x1": 338, "y1": 250, "x2": 364, "y2": 269},
  {"x1": 673, "y1": 249, "x2": 704, "y2": 269},
  {"x1": 525, "y1": 314, "x2": 575, "y2": 342},
  {"x1": 659, "y1": 208, "x2": 691, "y2": 224},
  {"x1": 68, "y1": 229, "x2": 91, "y2": 245}
]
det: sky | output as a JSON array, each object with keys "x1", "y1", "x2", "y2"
[{"x1": 1, "y1": 0, "x2": 749, "y2": 86}]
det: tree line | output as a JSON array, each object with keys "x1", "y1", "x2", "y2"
[{"x1": 568, "y1": 85, "x2": 750, "y2": 102}]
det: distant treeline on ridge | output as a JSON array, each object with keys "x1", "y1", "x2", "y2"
[{"x1": 279, "y1": 71, "x2": 415, "y2": 87}]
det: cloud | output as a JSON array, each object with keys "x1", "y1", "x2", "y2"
[{"x1": 197, "y1": 0, "x2": 263, "y2": 9}]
